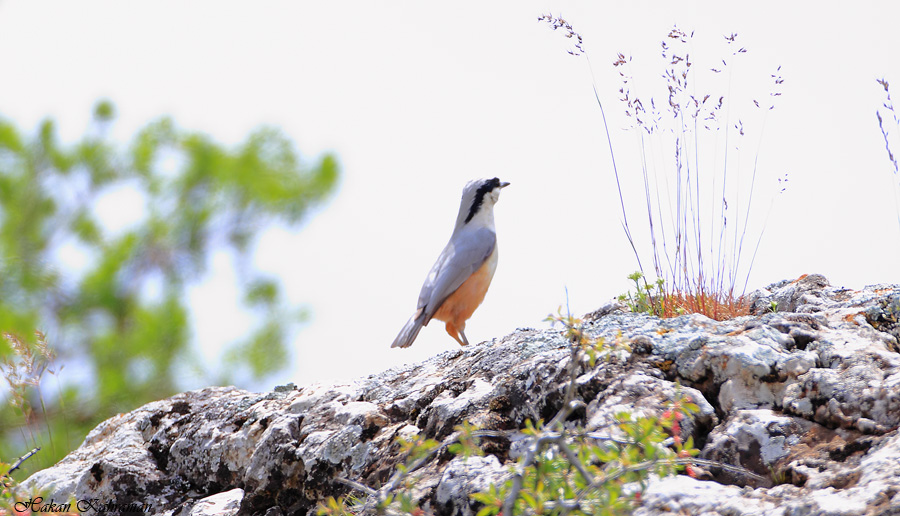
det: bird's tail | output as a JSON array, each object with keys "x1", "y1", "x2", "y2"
[{"x1": 391, "y1": 309, "x2": 426, "y2": 348}]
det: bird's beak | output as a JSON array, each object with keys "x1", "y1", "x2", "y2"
[{"x1": 500, "y1": 181, "x2": 511, "y2": 188}]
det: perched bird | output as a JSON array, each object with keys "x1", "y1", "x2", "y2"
[{"x1": 391, "y1": 177, "x2": 510, "y2": 348}]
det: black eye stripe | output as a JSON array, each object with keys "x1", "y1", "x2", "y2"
[{"x1": 464, "y1": 178, "x2": 501, "y2": 223}]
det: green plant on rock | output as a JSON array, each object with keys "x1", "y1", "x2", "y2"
[
  {"x1": 318, "y1": 431, "x2": 445, "y2": 516},
  {"x1": 469, "y1": 312, "x2": 698, "y2": 516},
  {"x1": 470, "y1": 404, "x2": 699, "y2": 516},
  {"x1": 618, "y1": 271, "x2": 667, "y2": 317},
  {"x1": 319, "y1": 311, "x2": 712, "y2": 516}
]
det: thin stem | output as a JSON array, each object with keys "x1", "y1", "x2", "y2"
[{"x1": 586, "y1": 55, "x2": 645, "y2": 276}]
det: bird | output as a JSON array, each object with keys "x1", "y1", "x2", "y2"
[{"x1": 391, "y1": 177, "x2": 510, "y2": 349}]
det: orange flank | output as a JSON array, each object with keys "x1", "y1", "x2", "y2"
[{"x1": 432, "y1": 249, "x2": 498, "y2": 346}]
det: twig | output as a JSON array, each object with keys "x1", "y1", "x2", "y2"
[
  {"x1": 546, "y1": 310, "x2": 588, "y2": 430},
  {"x1": 341, "y1": 427, "x2": 513, "y2": 501},
  {"x1": 334, "y1": 476, "x2": 376, "y2": 497},
  {"x1": 7, "y1": 447, "x2": 40, "y2": 476},
  {"x1": 571, "y1": 456, "x2": 765, "y2": 507},
  {"x1": 502, "y1": 434, "x2": 558, "y2": 515},
  {"x1": 378, "y1": 435, "x2": 454, "y2": 503},
  {"x1": 505, "y1": 309, "x2": 589, "y2": 514},
  {"x1": 554, "y1": 436, "x2": 594, "y2": 485}
]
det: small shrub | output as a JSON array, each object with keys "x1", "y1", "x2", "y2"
[
  {"x1": 319, "y1": 312, "x2": 710, "y2": 516},
  {"x1": 618, "y1": 271, "x2": 667, "y2": 317}
]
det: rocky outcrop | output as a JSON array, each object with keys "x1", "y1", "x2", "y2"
[{"x1": 21, "y1": 275, "x2": 900, "y2": 515}]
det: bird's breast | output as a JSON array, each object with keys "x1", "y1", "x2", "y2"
[{"x1": 432, "y1": 245, "x2": 499, "y2": 325}]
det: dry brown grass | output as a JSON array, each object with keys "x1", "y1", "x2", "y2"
[{"x1": 658, "y1": 288, "x2": 750, "y2": 320}]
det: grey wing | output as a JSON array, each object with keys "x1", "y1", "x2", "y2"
[{"x1": 417, "y1": 228, "x2": 496, "y2": 323}]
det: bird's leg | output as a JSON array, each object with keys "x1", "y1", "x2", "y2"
[
  {"x1": 457, "y1": 321, "x2": 470, "y2": 346},
  {"x1": 445, "y1": 321, "x2": 467, "y2": 346}
]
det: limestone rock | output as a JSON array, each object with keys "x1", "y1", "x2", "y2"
[
  {"x1": 163, "y1": 489, "x2": 243, "y2": 516},
  {"x1": 20, "y1": 276, "x2": 900, "y2": 516},
  {"x1": 435, "y1": 456, "x2": 505, "y2": 516}
]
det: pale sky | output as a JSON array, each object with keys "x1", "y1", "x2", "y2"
[{"x1": 1, "y1": 1, "x2": 899, "y2": 389}]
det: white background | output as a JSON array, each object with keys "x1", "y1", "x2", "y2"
[{"x1": 1, "y1": 1, "x2": 898, "y2": 389}]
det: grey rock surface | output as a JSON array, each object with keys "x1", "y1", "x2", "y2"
[{"x1": 20, "y1": 276, "x2": 900, "y2": 515}]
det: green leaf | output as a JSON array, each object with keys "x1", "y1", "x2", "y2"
[
  {"x1": 93, "y1": 100, "x2": 115, "y2": 122},
  {"x1": 71, "y1": 209, "x2": 103, "y2": 244},
  {"x1": 245, "y1": 278, "x2": 280, "y2": 308}
]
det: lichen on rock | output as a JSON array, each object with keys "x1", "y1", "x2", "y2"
[{"x1": 20, "y1": 275, "x2": 900, "y2": 516}]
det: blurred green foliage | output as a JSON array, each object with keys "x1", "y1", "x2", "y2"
[{"x1": 0, "y1": 101, "x2": 339, "y2": 477}]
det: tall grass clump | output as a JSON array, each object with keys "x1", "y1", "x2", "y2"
[
  {"x1": 0, "y1": 332, "x2": 79, "y2": 515},
  {"x1": 876, "y1": 78, "x2": 900, "y2": 235},
  {"x1": 0, "y1": 332, "x2": 61, "y2": 464},
  {"x1": 540, "y1": 16, "x2": 785, "y2": 320}
]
